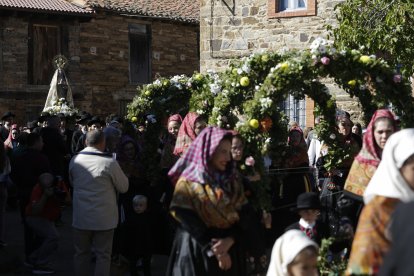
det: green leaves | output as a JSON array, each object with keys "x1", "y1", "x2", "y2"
[{"x1": 332, "y1": 0, "x2": 414, "y2": 77}]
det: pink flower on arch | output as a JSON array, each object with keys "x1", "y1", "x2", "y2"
[
  {"x1": 245, "y1": 156, "x2": 255, "y2": 167},
  {"x1": 321, "y1": 56, "x2": 330, "y2": 65},
  {"x1": 393, "y1": 74, "x2": 402, "y2": 83}
]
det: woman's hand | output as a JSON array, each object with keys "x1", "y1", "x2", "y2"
[
  {"x1": 211, "y1": 237, "x2": 234, "y2": 256},
  {"x1": 216, "y1": 252, "x2": 232, "y2": 270}
]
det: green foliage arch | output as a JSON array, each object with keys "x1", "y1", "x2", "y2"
[{"x1": 127, "y1": 38, "x2": 414, "y2": 209}]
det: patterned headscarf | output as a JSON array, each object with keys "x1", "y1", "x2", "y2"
[
  {"x1": 173, "y1": 112, "x2": 200, "y2": 156},
  {"x1": 167, "y1": 114, "x2": 182, "y2": 125},
  {"x1": 355, "y1": 109, "x2": 396, "y2": 167},
  {"x1": 168, "y1": 126, "x2": 234, "y2": 187},
  {"x1": 364, "y1": 129, "x2": 414, "y2": 204}
]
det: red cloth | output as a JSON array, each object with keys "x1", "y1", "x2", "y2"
[
  {"x1": 355, "y1": 109, "x2": 396, "y2": 167},
  {"x1": 167, "y1": 114, "x2": 182, "y2": 125},
  {"x1": 25, "y1": 182, "x2": 68, "y2": 221},
  {"x1": 173, "y1": 112, "x2": 199, "y2": 156}
]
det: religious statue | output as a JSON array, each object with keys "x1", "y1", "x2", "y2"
[{"x1": 43, "y1": 55, "x2": 75, "y2": 112}]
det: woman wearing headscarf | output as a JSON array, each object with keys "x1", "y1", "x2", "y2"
[
  {"x1": 284, "y1": 126, "x2": 309, "y2": 169},
  {"x1": 173, "y1": 112, "x2": 207, "y2": 157},
  {"x1": 346, "y1": 129, "x2": 414, "y2": 275},
  {"x1": 342, "y1": 110, "x2": 396, "y2": 226},
  {"x1": 344, "y1": 109, "x2": 396, "y2": 200},
  {"x1": 151, "y1": 114, "x2": 184, "y2": 255},
  {"x1": 114, "y1": 135, "x2": 152, "y2": 261},
  {"x1": 160, "y1": 114, "x2": 182, "y2": 170},
  {"x1": 4, "y1": 124, "x2": 19, "y2": 153},
  {"x1": 117, "y1": 135, "x2": 147, "y2": 195},
  {"x1": 267, "y1": 229, "x2": 319, "y2": 276},
  {"x1": 167, "y1": 127, "x2": 248, "y2": 275}
]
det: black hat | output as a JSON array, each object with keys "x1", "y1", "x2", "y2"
[
  {"x1": 76, "y1": 113, "x2": 92, "y2": 124},
  {"x1": 1, "y1": 111, "x2": 15, "y2": 121},
  {"x1": 87, "y1": 116, "x2": 103, "y2": 126},
  {"x1": 291, "y1": 192, "x2": 321, "y2": 212}
]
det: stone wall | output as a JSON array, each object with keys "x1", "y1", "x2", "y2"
[
  {"x1": 0, "y1": 12, "x2": 199, "y2": 124},
  {"x1": 77, "y1": 13, "x2": 199, "y2": 116},
  {"x1": 200, "y1": 0, "x2": 364, "y2": 127},
  {"x1": 0, "y1": 15, "x2": 51, "y2": 123}
]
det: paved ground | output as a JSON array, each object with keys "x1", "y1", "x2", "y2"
[{"x1": 1, "y1": 206, "x2": 169, "y2": 275}]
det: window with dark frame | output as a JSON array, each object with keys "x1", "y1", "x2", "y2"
[
  {"x1": 279, "y1": 0, "x2": 306, "y2": 11},
  {"x1": 129, "y1": 24, "x2": 151, "y2": 84},
  {"x1": 280, "y1": 95, "x2": 306, "y2": 130},
  {"x1": 28, "y1": 24, "x2": 62, "y2": 85},
  {"x1": 268, "y1": 0, "x2": 316, "y2": 18}
]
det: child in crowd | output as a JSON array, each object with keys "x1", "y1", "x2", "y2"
[
  {"x1": 267, "y1": 229, "x2": 319, "y2": 276},
  {"x1": 286, "y1": 192, "x2": 329, "y2": 245},
  {"x1": 25, "y1": 173, "x2": 70, "y2": 274},
  {"x1": 121, "y1": 195, "x2": 152, "y2": 276}
]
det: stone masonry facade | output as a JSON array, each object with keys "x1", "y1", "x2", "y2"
[
  {"x1": 0, "y1": 11, "x2": 199, "y2": 123},
  {"x1": 199, "y1": 0, "x2": 365, "y2": 127}
]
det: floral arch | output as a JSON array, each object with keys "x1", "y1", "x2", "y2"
[{"x1": 128, "y1": 38, "x2": 414, "y2": 209}]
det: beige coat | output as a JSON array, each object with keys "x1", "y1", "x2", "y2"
[{"x1": 69, "y1": 146, "x2": 128, "y2": 230}]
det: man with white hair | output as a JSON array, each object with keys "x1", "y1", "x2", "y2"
[{"x1": 69, "y1": 130, "x2": 128, "y2": 276}]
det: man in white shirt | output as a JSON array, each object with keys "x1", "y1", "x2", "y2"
[{"x1": 69, "y1": 130, "x2": 128, "y2": 276}]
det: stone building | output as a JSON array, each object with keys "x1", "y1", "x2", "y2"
[
  {"x1": 199, "y1": 0, "x2": 363, "y2": 127},
  {"x1": 0, "y1": 0, "x2": 199, "y2": 123}
]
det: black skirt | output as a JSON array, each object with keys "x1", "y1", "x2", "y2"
[{"x1": 166, "y1": 227, "x2": 247, "y2": 276}]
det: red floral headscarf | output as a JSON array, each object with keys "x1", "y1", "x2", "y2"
[
  {"x1": 173, "y1": 112, "x2": 200, "y2": 156},
  {"x1": 355, "y1": 109, "x2": 396, "y2": 167}
]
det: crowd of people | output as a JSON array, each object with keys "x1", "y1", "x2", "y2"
[{"x1": 0, "y1": 106, "x2": 412, "y2": 276}]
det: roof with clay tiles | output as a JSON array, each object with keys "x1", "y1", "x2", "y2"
[
  {"x1": 0, "y1": 0, "x2": 93, "y2": 15},
  {"x1": 86, "y1": 0, "x2": 199, "y2": 23}
]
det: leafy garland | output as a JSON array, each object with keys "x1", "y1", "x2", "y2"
[
  {"x1": 126, "y1": 73, "x2": 216, "y2": 184},
  {"x1": 127, "y1": 39, "x2": 414, "y2": 209},
  {"x1": 318, "y1": 237, "x2": 348, "y2": 275}
]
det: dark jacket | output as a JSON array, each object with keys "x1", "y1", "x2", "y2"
[{"x1": 40, "y1": 127, "x2": 66, "y2": 176}]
